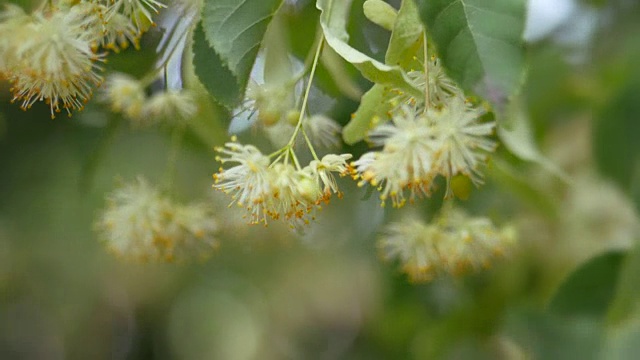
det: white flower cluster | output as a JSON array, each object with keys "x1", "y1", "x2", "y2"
[
  {"x1": 96, "y1": 177, "x2": 218, "y2": 262},
  {"x1": 102, "y1": 73, "x2": 197, "y2": 126},
  {"x1": 353, "y1": 58, "x2": 496, "y2": 207},
  {"x1": 378, "y1": 206, "x2": 516, "y2": 282},
  {"x1": 0, "y1": 0, "x2": 165, "y2": 118},
  {"x1": 213, "y1": 138, "x2": 352, "y2": 226}
]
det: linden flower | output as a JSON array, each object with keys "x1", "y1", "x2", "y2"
[
  {"x1": 7, "y1": 10, "x2": 103, "y2": 118},
  {"x1": 389, "y1": 57, "x2": 463, "y2": 109},
  {"x1": 426, "y1": 57, "x2": 464, "y2": 105},
  {"x1": 305, "y1": 153, "x2": 352, "y2": 198},
  {"x1": 267, "y1": 163, "x2": 321, "y2": 224},
  {"x1": 378, "y1": 206, "x2": 516, "y2": 282},
  {"x1": 104, "y1": 0, "x2": 167, "y2": 32},
  {"x1": 171, "y1": 203, "x2": 220, "y2": 261},
  {"x1": 430, "y1": 96, "x2": 496, "y2": 188},
  {"x1": 143, "y1": 90, "x2": 198, "y2": 123},
  {"x1": 213, "y1": 140, "x2": 351, "y2": 226},
  {"x1": 102, "y1": 73, "x2": 147, "y2": 123},
  {"x1": 213, "y1": 141, "x2": 273, "y2": 224},
  {"x1": 353, "y1": 106, "x2": 440, "y2": 207},
  {"x1": 69, "y1": 2, "x2": 140, "y2": 52},
  {"x1": 96, "y1": 177, "x2": 219, "y2": 262},
  {"x1": 0, "y1": 4, "x2": 29, "y2": 72}
]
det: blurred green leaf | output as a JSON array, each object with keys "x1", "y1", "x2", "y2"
[
  {"x1": 549, "y1": 251, "x2": 625, "y2": 318},
  {"x1": 505, "y1": 309, "x2": 604, "y2": 360},
  {"x1": 417, "y1": 0, "x2": 527, "y2": 108},
  {"x1": 607, "y1": 243, "x2": 640, "y2": 326},
  {"x1": 498, "y1": 98, "x2": 568, "y2": 180},
  {"x1": 593, "y1": 81, "x2": 640, "y2": 212},
  {"x1": 199, "y1": 0, "x2": 283, "y2": 108}
]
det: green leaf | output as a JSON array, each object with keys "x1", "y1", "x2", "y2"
[
  {"x1": 200, "y1": 0, "x2": 283, "y2": 108},
  {"x1": 593, "y1": 81, "x2": 640, "y2": 213},
  {"x1": 549, "y1": 251, "x2": 626, "y2": 318},
  {"x1": 341, "y1": 0, "x2": 424, "y2": 144},
  {"x1": 316, "y1": 0, "x2": 422, "y2": 98},
  {"x1": 343, "y1": 84, "x2": 391, "y2": 144},
  {"x1": 385, "y1": 0, "x2": 423, "y2": 70},
  {"x1": 417, "y1": 0, "x2": 527, "y2": 106},
  {"x1": 192, "y1": 22, "x2": 241, "y2": 108},
  {"x1": 608, "y1": 243, "x2": 640, "y2": 326},
  {"x1": 498, "y1": 98, "x2": 568, "y2": 180}
]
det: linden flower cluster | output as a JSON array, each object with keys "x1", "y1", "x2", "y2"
[
  {"x1": 102, "y1": 73, "x2": 197, "y2": 126},
  {"x1": 378, "y1": 206, "x2": 516, "y2": 282},
  {"x1": 353, "y1": 58, "x2": 496, "y2": 207},
  {"x1": 213, "y1": 137, "x2": 352, "y2": 226},
  {"x1": 96, "y1": 177, "x2": 219, "y2": 262},
  {"x1": 0, "y1": 0, "x2": 165, "y2": 118}
]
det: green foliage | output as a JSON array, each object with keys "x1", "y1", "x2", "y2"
[
  {"x1": 316, "y1": 0, "x2": 421, "y2": 97},
  {"x1": 198, "y1": 0, "x2": 283, "y2": 108},
  {"x1": 593, "y1": 81, "x2": 640, "y2": 213},
  {"x1": 192, "y1": 23, "x2": 241, "y2": 109},
  {"x1": 342, "y1": 0, "x2": 423, "y2": 144},
  {"x1": 549, "y1": 252, "x2": 625, "y2": 318},
  {"x1": 416, "y1": 0, "x2": 527, "y2": 106}
]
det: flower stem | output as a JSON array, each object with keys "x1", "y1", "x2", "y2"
[
  {"x1": 285, "y1": 35, "x2": 324, "y2": 149},
  {"x1": 423, "y1": 31, "x2": 430, "y2": 112},
  {"x1": 162, "y1": 124, "x2": 186, "y2": 192}
]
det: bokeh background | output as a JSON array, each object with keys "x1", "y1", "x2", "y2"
[{"x1": 1, "y1": 0, "x2": 640, "y2": 359}]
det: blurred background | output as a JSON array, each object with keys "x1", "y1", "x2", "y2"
[{"x1": 1, "y1": 0, "x2": 640, "y2": 359}]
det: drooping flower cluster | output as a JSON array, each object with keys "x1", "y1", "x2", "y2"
[
  {"x1": 0, "y1": 0, "x2": 165, "y2": 118},
  {"x1": 102, "y1": 73, "x2": 197, "y2": 126},
  {"x1": 213, "y1": 138, "x2": 352, "y2": 226},
  {"x1": 96, "y1": 177, "x2": 218, "y2": 262},
  {"x1": 352, "y1": 58, "x2": 496, "y2": 207},
  {"x1": 378, "y1": 206, "x2": 516, "y2": 282}
]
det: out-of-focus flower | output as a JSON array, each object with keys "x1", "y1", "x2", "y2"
[
  {"x1": 378, "y1": 206, "x2": 516, "y2": 282},
  {"x1": 102, "y1": 73, "x2": 147, "y2": 123},
  {"x1": 144, "y1": 90, "x2": 198, "y2": 123},
  {"x1": 96, "y1": 177, "x2": 219, "y2": 262},
  {"x1": 303, "y1": 114, "x2": 343, "y2": 149},
  {"x1": 430, "y1": 96, "x2": 496, "y2": 190}
]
